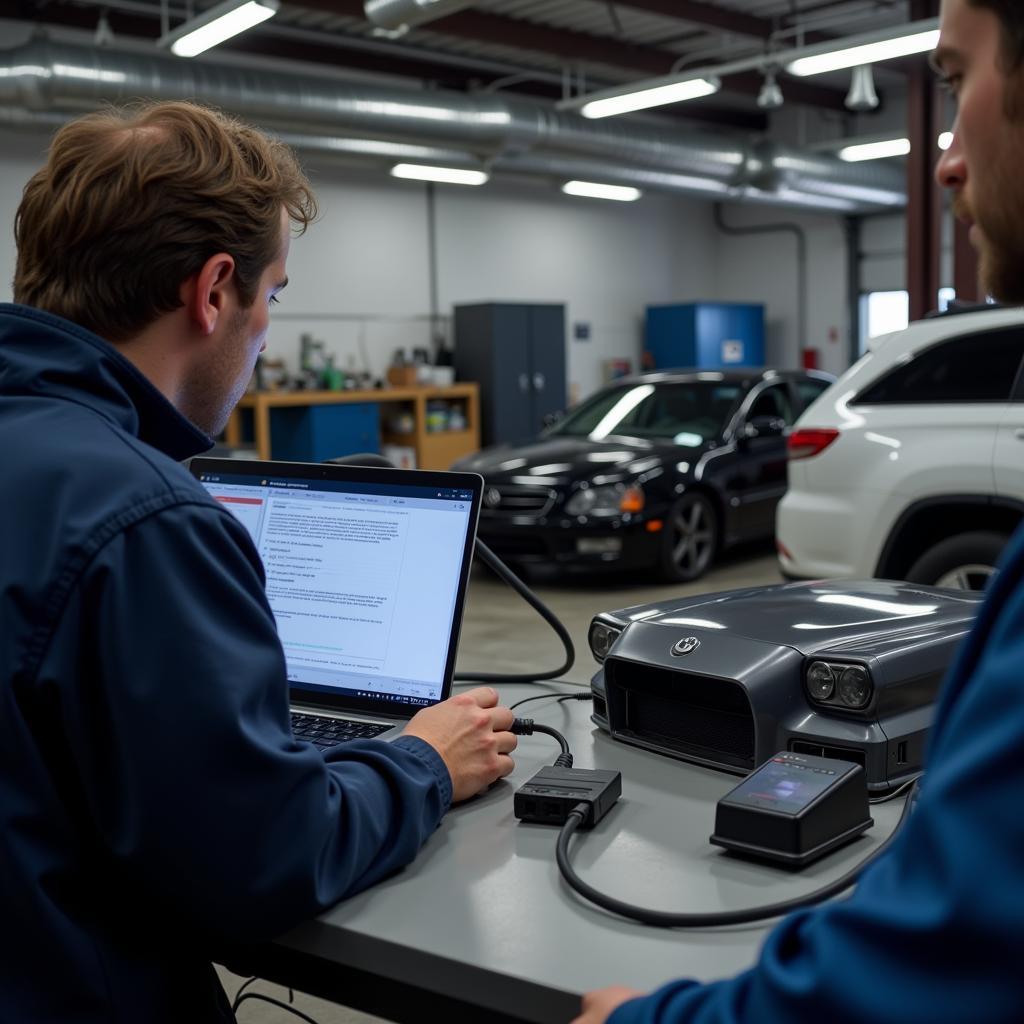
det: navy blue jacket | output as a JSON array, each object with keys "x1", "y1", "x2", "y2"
[
  {"x1": 0, "y1": 303, "x2": 453, "y2": 1022},
  {"x1": 610, "y1": 536, "x2": 1024, "y2": 1020}
]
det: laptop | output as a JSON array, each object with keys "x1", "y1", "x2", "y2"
[{"x1": 189, "y1": 457, "x2": 483, "y2": 750}]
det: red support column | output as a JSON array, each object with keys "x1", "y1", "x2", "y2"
[{"x1": 906, "y1": 0, "x2": 943, "y2": 321}]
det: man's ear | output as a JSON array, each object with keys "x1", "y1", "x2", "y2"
[{"x1": 182, "y1": 253, "x2": 237, "y2": 337}]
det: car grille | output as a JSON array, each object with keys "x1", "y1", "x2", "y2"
[
  {"x1": 480, "y1": 536, "x2": 548, "y2": 558},
  {"x1": 606, "y1": 660, "x2": 755, "y2": 771},
  {"x1": 481, "y1": 484, "x2": 556, "y2": 518}
]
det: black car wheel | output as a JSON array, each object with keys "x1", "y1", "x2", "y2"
[
  {"x1": 905, "y1": 531, "x2": 1008, "y2": 591},
  {"x1": 660, "y1": 493, "x2": 718, "y2": 582}
]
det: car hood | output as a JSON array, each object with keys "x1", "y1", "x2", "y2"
[
  {"x1": 454, "y1": 434, "x2": 713, "y2": 485},
  {"x1": 600, "y1": 579, "x2": 983, "y2": 659}
]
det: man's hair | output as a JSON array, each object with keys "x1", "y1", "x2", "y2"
[
  {"x1": 14, "y1": 101, "x2": 317, "y2": 341},
  {"x1": 969, "y1": 1, "x2": 1024, "y2": 71}
]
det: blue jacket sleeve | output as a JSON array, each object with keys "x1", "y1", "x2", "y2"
[
  {"x1": 45, "y1": 499, "x2": 452, "y2": 942},
  {"x1": 609, "y1": 552, "x2": 1024, "y2": 1024}
]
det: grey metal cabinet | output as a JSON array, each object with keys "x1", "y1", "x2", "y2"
[{"x1": 454, "y1": 303, "x2": 567, "y2": 446}]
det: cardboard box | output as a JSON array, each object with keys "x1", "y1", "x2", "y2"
[{"x1": 386, "y1": 366, "x2": 420, "y2": 387}]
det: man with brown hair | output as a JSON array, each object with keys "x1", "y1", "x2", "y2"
[
  {"x1": 575, "y1": 2, "x2": 1024, "y2": 1022},
  {"x1": 0, "y1": 101, "x2": 516, "y2": 1022}
]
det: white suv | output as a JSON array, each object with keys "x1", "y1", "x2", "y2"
[{"x1": 777, "y1": 307, "x2": 1024, "y2": 590}]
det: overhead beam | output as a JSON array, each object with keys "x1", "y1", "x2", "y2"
[
  {"x1": 0, "y1": 1, "x2": 767, "y2": 131},
  {"x1": 612, "y1": 0, "x2": 835, "y2": 46},
  {"x1": 5, "y1": 0, "x2": 853, "y2": 113},
  {"x1": 295, "y1": 0, "x2": 673, "y2": 76},
  {"x1": 292, "y1": 0, "x2": 852, "y2": 109}
]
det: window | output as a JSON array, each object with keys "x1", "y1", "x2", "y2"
[
  {"x1": 860, "y1": 291, "x2": 909, "y2": 353},
  {"x1": 748, "y1": 383, "x2": 794, "y2": 424},
  {"x1": 859, "y1": 289, "x2": 960, "y2": 354},
  {"x1": 552, "y1": 382, "x2": 742, "y2": 441},
  {"x1": 795, "y1": 379, "x2": 831, "y2": 412},
  {"x1": 856, "y1": 328, "x2": 1024, "y2": 404}
]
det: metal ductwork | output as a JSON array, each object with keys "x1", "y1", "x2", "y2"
[
  {"x1": 0, "y1": 39, "x2": 906, "y2": 212},
  {"x1": 364, "y1": 0, "x2": 478, "y2": 33}
]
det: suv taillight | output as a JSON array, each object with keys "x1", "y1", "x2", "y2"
[{"x1": 788, "y1": 428, "x2": 839, "y2": 460}]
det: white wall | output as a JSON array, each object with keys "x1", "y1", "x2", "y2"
[
  {"x1": 270, "y1": 163, "x2": 720, "y2": 402},
  {"x1": 0, "y1": 134, "x2": 719, "y2": 404},
  {"x1": 710, "y1": 203, "x2": 852, "y2": 378},
  {"x1": 0, "y1": 124, "x2": 875, "y2": 400},
  {"x1": 0, "y1": 132, "x2": 45, "y2": 301},
  {"x1": 432, "y1": 180, "x2": 717, "y2": 401}
]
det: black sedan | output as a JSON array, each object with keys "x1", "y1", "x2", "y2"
[{"x1": 452, "y1": 368, "x2": 834, "y2": 581}]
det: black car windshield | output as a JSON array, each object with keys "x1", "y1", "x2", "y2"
[{"x1": 549, "y1": 381, "x2": 743, "y2": 445}]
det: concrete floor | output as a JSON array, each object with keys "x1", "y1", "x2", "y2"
[{"x1": 220, "y1": 542, "x2": 783, "y2": 1023}]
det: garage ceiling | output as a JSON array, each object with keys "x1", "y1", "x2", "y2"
[{"x1": 1, "y1": 0, "x2": 921, "y2": 132}]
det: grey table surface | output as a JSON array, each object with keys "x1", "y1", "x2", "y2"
[{"x1": 265, "y1": 682, "x2": 907, "y2": 1023}]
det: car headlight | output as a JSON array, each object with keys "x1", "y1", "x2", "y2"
[
  {"x1": 804, "y1": 660, "x2": 874, "y2": 711},
  {"x1": 806, "y1": 661, "x2": 836, "y2": 701},
  {"x1": 589, "y1": 620, "x2": 623, "y2": 662},
  {"x1": 837, "y1": 666, "x2": 872, "y2": 708},
  {"x1": 566, "y1": 483, "x2": 645, "y2": 517}
]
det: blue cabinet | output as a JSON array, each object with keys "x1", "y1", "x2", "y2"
[
  {"x1": 269, "y1": 403, "x2": 380, "y2": 462},
  {"x1": 645, "y1": 303, "x2": 765, "y2": 370}
]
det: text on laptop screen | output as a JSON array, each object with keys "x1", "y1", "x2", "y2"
[{"x1": 197, "y1": 471, "x2": 475, "y2": 708}]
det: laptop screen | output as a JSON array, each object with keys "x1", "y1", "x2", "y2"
[{"x1": 189, "y1": 458, "x2": 482, "y2": 717}]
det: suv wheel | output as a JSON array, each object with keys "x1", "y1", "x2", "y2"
[
  {"x1": 905, "y1": 531, "x2": 1008, "y2": 590},
  {"x1": 660, "y1": 493, "x2": 718, "y2": 582}
]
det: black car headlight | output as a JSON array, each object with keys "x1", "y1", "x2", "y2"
[
  {"x1": 589, "y1": 620, "x2": 624, "y2": 662},
  {"x1": 804, "y1": 660, "x2": 874, "y2": 711},
  {"x1": 566, "y1": 483, "x2": 645, "y2": 518}
]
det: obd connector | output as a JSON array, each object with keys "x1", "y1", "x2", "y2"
[{"x1": 514, "y1": 766, "x2": 621, "y2": 828}]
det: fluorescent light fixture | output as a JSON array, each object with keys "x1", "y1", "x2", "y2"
[
  {"x1": 839, "y1": 137, "x2": 911, "y2": 162},
  {"x1": 390, "y1": 163, "x2": 489, "y2": 185},
  {"x1": 581, "y1": 76, "x2": 720, "y2": 119},
  {"x1": 788, "y1": 26, "x2": 939, "y2": 77},
  {"x1": 938, "y1": 131, "x2": 954, "y2": 151},
  {"x1": 839, "y1": 137, "x2": 913, "y2": 160},
  {"x1": 562, "y1": 180, "x2": 642, "y2": 202},
  {"x1": 159, "y1": 0, "x2": 279, "y2": 58}
]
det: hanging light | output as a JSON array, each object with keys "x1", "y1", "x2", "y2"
[
  {"x1": 787, "y1": 23, "x2": 939, "y2": 77},
  {"x1": 839, "y1": 137, "x2": 911, "y2": 162},
  {"x1": 757, "y1": 70, "x2": 784, "y2": 110},
  {"x1": 580, "y1": 76, "x2": 721, "y2": 119},
  {"x1": 157, "y1": 0, "x2": 279, "y2": 57},
  {"x1": 845, "y1": 65, "x2": 880, "y2": 112}
]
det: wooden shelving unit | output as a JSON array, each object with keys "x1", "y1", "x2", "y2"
[{"x1": 224, "y1": 383, "x2": 480, "y2": 471}]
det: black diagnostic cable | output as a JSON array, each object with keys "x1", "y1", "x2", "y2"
[
  {"x1": 512, "y1": 717, "x2": 574, "y2": 767},
  {"x1": 232, "y1": 992, "x2": 320, "y2": 1023},
  {"x1": 453, "y1": 538, "x2": 575, "y2": 685},
  {"x1": 554, "y1": 780, "x2": 919, "y2": 928},
  {"x1": 510, "y1": 691, "x2": 593, "y2": 712},
  {"x1": 869, "y1": 778, "x2": 917, "y2": 805},
  {"x1": 231, "y1": 977, "x2": 259, "y2": 1010}
]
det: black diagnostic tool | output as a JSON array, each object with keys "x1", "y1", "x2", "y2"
[{"x1": 710, "y1": 752, "x2": 873, "y2": 867}]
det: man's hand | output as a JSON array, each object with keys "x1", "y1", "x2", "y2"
[
  {"x1": 571, "y1": 986, "x2": 644, "y2": 1024},
  {"x1": 403, "y1": 687, "x2": 516, "y2": 802}
]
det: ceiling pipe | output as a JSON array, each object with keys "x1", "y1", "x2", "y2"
[
  {"x1": 363, "y1": 0, "x2": 477, "y2": 34},
  {"x1": 0, "y1": 39, "x2": 906, "y2": 212},
  {"x1": 0, "y1": 108, "x2": 897, "y2": 215}
]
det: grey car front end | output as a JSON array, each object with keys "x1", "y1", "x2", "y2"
[{"x1": 589, "y1": 579, "x2": 982, "y2": 792}]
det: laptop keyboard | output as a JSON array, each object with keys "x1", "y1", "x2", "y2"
[{"x1": 291, "y1": 712, "x2": 391, "y2": 750}]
